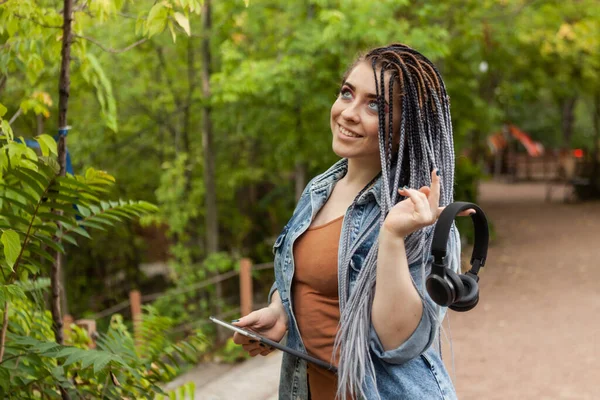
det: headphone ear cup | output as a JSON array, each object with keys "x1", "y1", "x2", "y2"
[
  {"x1": 445, "y1": 269, "x2": 465, "y2": 303},
  {"x1": 449, "y1": 273, "x2": 479, "y2": 312},
  {"x1": 426, "y1": 274, "x2": 453, "y2": 307}
]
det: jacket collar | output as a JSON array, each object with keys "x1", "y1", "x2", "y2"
[{"x1": 309, "y1": 158, "x2": 383, "y2": 207}]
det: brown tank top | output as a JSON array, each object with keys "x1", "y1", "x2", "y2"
[{"x1": 292, "y1": 215, "x2": 344, "y2": 400}]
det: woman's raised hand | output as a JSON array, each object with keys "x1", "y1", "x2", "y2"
[
  {"x1": 382, "y1": 169, "x2": 474, "y2": 238},
  {"x1": 231, "y1": 297, "x2": 288, "y2": 357}
]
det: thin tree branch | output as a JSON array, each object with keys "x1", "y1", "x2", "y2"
[
  {"x1": 117, "y1": 12, "x2": 144, "y2": 20},
  {"x1": 8, "y1": 108, "x2": 22, "y2": 125},
  {"x1": 13, "y1": 13, "x2": 62, "y2": 29},
  {"x1": 0, "y1": 75, "x2": 7, "y2": 93},
  {"x1": 73, "y1": 35, "x2": 148, "y2": 54},
  {"x1": 0, "y1": 302, "x2": 9, "y2": 363}
]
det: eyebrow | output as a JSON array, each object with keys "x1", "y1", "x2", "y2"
[{"x1": 343, "y1": 81, "x2": 387, "y2": 103}]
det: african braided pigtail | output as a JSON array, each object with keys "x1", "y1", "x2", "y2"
[{"x1": 333, "y1": 44, "x2": 457, "y2": 400}]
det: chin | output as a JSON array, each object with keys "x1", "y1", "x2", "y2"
[{"x1": 331, "y1": 137, "x2": 352, "y2": 159}]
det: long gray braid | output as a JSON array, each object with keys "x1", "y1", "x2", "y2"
[{"x1": 333, "y1": 44, "x2": 456, "y2": 400}]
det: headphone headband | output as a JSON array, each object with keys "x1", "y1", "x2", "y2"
[{"x1": 431, "y1": 201, "x2": 489, "y2": 269}]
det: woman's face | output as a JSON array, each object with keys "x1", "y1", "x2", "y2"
[{"x1": 330, "y1": 61, "x2": 401, "y2": 164}]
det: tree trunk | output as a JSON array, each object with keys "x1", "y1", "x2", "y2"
[
  {"x1": 293, "y1": 5, "x2": 313, "y2": 201},
  {"x1": 561, "y1": 96, "x2": 577, "y2": 148},
  {"x1": 183, "y1": 36, "x2": 195, "y2": 195},
  {"x1": 200, "y1": 0, "x2": 224, "y2": 340},
  {"x1": 53, "y1": 3, "x2": 73, "y2": 397},
  {"x1": 53, "y1": 0, "x2": 74, "y2": 348},
  {"x1": 201, "y1": 0, "x2": 218, "y2": 254}
]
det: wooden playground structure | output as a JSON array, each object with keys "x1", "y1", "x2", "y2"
[{"x1": 487, "y1": 124, "x2": 594, "y2": 202}]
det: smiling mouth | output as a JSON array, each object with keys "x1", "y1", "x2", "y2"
[{"x1": 338, "y1": 124, "x2": 363, "y2": 138}]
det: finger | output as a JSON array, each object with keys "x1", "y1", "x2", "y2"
[
  {"x1": 429, "y1": 169, "x2": 441, "y2": 211},
  {"x1": 259, "y1": 342, "x2": 273, "y2": 351},
  {"x1": 242, "y1": 343, "x2": 260, "y2": 352},
  {"x1": 437, "y1": 207, "x2": 476, "y2": 217},
  {"x1": 399, "y1": 188, "x2": 429, "y2": 212},
  {"x1": 260, "y1": 348, "x2": 272, "y2": 356},
  {"x1": 418, "y1": 186, "x2": 431, "y2": 197},
  {"x1": 232, "y1": 332, "x2": 251, "y2": 345},
  {"x1": 249, "y1": 348, "x2": 262, "y2": 357},
  {"x1": 458, "y1": 208, "x2": 476, "y2": 217},
  {"x1": 232, "y1": 311, "x2": 260, "y2": 328}
]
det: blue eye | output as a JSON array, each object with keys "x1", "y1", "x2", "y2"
[
  {"x1": 368, "y1": 100, "x2": 379, "y2": 111},
  {"x1": 340, "y1": 89, "x2": 352, "y2": 99}
]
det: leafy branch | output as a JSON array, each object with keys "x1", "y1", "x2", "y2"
[{"x1": 73, "y1": 35, "x2": 149, "y2": 54}]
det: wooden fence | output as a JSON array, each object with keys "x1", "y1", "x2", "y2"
[{"x1": 63, "y1": 258, "x2": 274, "y2": 346}]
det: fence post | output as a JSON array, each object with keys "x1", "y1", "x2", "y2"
[
  {"x1": 129, "y1": 290, "x2": 142, "y2": 346},
  {"x1": 240, "y1": 258, "x2": 253, "y2": 316},
  {"x1": 75, "y1": 319, "x2": 97, "y2": 349},
  {"x1": 62, "y1": 314, "x2": 73, "y2": 342}
]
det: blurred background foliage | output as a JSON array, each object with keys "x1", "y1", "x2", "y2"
[{"x1": 1, "y1": 0, "x2": 599, "y2": 369}]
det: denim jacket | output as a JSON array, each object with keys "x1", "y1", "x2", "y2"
[{"x1": 269, "y1": 159, "x2": 459, "y2": 400}]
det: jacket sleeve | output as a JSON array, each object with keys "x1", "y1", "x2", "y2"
[
  {"x1": 268, "y1": 281, "x2": 278, "y2": 304},
  {"x1": 369, "y1": 225, "x2": 462, "y2": 364}
]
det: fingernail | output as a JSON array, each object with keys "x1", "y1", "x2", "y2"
[
  {"x1": 231, "y1": 319, "x2": 239, "y2": 323},
  {"x1": 403, "y1": 186, "x2": 409, "y2": 190},
  {"x1": 436, "y1": 170, "x2": 441, "y2": 177}
]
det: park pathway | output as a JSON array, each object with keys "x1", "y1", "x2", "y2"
[{"x1": 167, "y1": 180, "x2": 599, "y2": 399}]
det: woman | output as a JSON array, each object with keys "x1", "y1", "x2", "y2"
[{"x1": 233, "y1": 44, "x2": 469, "y2": 399}]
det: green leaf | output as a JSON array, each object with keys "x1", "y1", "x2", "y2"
[
  {"x1": 92, "y1": 353, "x2": 113, "y2": 374},
  {"x1": 57, "y1": 233, "x2": 78, "y2": 247},
  {"x1": 9, "y1": 170, "x2": 45, "y2": 198},
  {"x1": 1, "y1": 185, "x2": 39, "y2": 206},
  {"x1": 62, "y1": 348, "x2": 85, "y2": 367},
  {"x1": 77, "y1": 205, "x2": 91, "y2": 218},
  {"x1": 2, "y1": 230, "x2": 21, "y2": 269},
  {"x1": 0, "y1": 103, "x2": 6, "y2": 117},
  {"x1": 69, "y1": 226, "x2": 92, "y2": 240},
  {"x1": 1, "y1": 120, "x2": 13, "y2": 142},
  {"x1": 35, "y1": 134, "x2": 58, "y2": 157},
  {"x1": 36, "y1": 212, "x2": 76, "y2": 226},
  {"x1": 52, "y1": 347, "x2": 80, "y2": 359},
  {"x1": 78, "y1": 220, "x2": 107, "y2": 231},
  {"x1": 26, "y1": 244, "x2": 55, "y2": 263},
  {"x1": 174, "y1": 12, "x2": 191, "y2": 36},
  {"x1": 39, "y1": 202, "x2": 78, "y2": 214},
  {"x1": 0, "y1": 195, "x2": 35, "y2": 214},
  {"x1": 146, "y1": 3, "x2": 169, "y2": 37},
  {"x1": 32, "y1": 234, "x2": 64, "y2": 254},
  {"x1": 2, "y1": 214, "x2": 32, "y2": 228}
]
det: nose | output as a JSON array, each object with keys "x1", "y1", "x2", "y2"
[{"x1": 341, "y1": 102, "x2": 360, "y2": 123}]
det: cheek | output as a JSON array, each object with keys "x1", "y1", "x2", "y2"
[
  {"x1": 331, "y1": 100, "x2": 342, "y2": 120},
  {"x1": 364, "y1": 116, "x2": 380, "y2": 138}
]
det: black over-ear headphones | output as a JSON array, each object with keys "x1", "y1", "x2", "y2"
[{"x1": 426, "y1": 201, "x2": 489, "y2": 312}]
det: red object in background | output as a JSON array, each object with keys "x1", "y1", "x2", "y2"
[
  {"x1": 487, "y1": 124, "x2": 544, "y2": 157},
  {"x1": 573, "y1": 149, "x2": 584, "y2": 158}
]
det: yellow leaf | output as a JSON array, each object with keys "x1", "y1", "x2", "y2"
[
  {"x1": 557, "y1": 23, "x2": 575, "y2": 41},
  {"x1": 33, "y1": 91, "x2": 53, "y2": 106},
  {"x1": 174, "y1": 12, "x2": 191, "y2": 36}
]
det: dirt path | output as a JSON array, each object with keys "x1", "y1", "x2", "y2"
[{"x1": 443, "y1": 181, "x2": 600, "y2": 400}]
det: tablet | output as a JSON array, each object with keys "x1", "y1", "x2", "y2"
[{"x1": 209, "y1": 316, "x2": 337, "y2": 373}]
